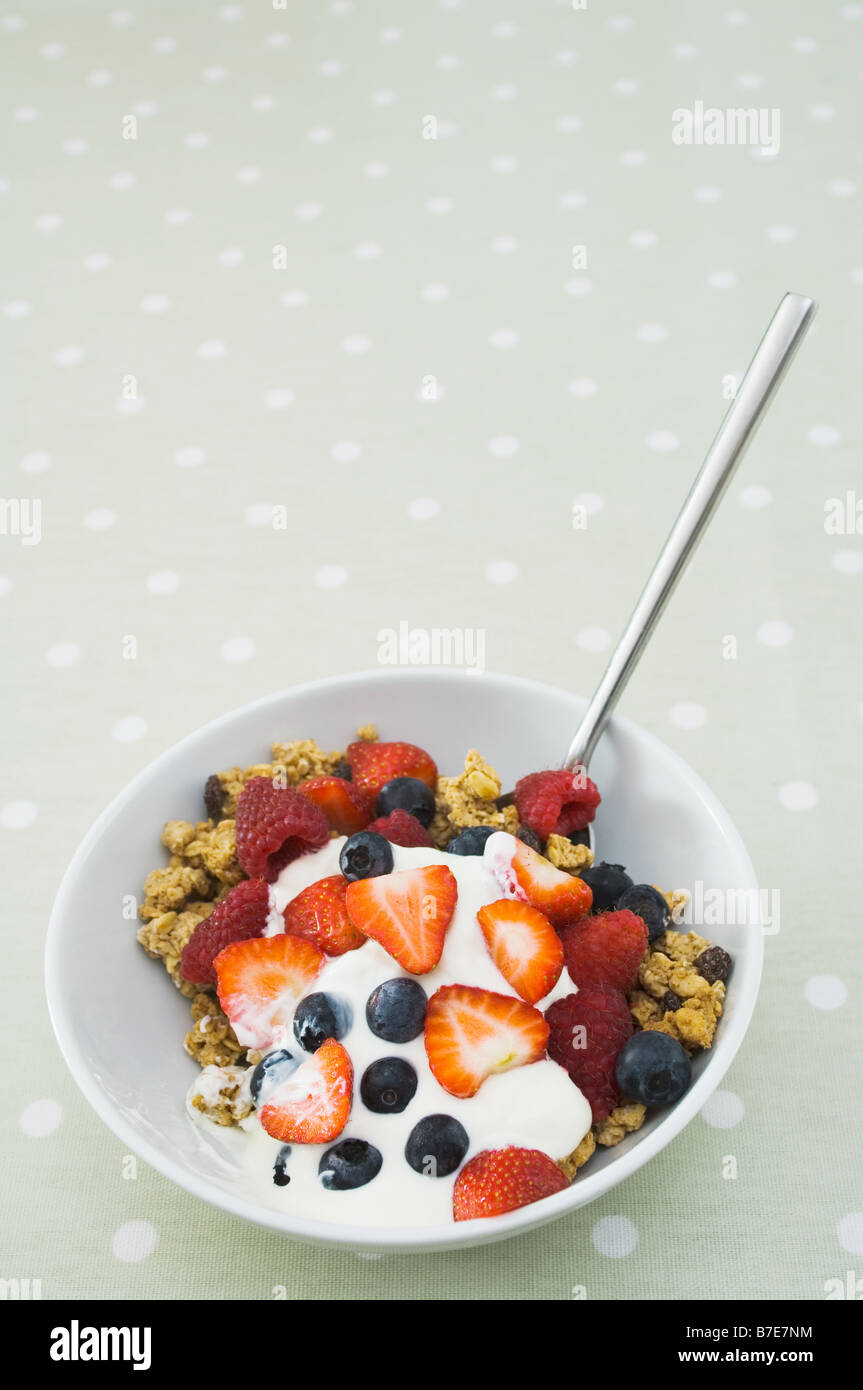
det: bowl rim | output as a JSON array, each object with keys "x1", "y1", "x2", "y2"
[{"x1": 45, "y1": 668, "x2": 763, "y2": 1251}]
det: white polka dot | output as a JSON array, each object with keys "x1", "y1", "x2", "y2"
[
  {"x1": 669, "y1": 701, "x2": 707, "y2": 729},
  {"x1": 673, "y1": 42, "x2": 697, "y2": 59},
  {"x1": 112, "y1": 715, "x2": 149, "y2": 743},
  {"x1": 315, "y1": 564, "x2": 348, "y2": 589},
  {"x1": 371, "y1": 90, "x2": 395, "y2": 107},
  {"x1": 35, "y1": 212, "x2": 62, "y2": 231},
  {"x1": 1, "y1": 800, "x2": 38, "y2": 829},
  {"x1": 833, "y1": 550, "x2": 863, "y2": 574},
  {"x1": 576, "y1": 627, "x2": 611, "y2": 653},
  {"x1": 563, "y1": 277, "x2": 592, "y2": 296},
  {"x1": 295, "y1": 202, "x2": 322, "y2": 223},
  {"x1": 109, "y1": 10, "x2": 134, "y2": 27},
  {"x1": 490, "y1": 236, "x2": 518, "y2": 255},
  {"x1": 330, "y1": 440, "x2": 362, "y2": 462},
  {"x1": 245, "y1": 504, "x2": 275, "y2": 526},
  {"x1": 41, "y1": 42, "x2": 64, "y2": 59},
  {"x1": 491, "y1": 155, "x2": 517, "y2": 173},
  {"x1": 342, "y1": 334, "x2": 372, "y2": 354},
  {"x1": 46, "y1": 643, "x2": 81, "y2": 668},
  {"x1": 140, "y1": 294, "x2": 170, "y2": 314},
  {"x1": 20, "y1": 451, "x2": 51, "y2": 474},
  {"x1": 175, "y1": 447, "x2": 205, "y2": 468},
  {"x1": 112, "y1": 1220, "x2": 158, "y2": 1263},
  {"x1": 86, "y1": 68, "x2": 113, "y2": 87},
  {"x1": 757, "y1": 620, "x2": 793, "y2": 647},
  {"x1": 637, "y1": 323, "x2": 667, "y2": 343},
  {"x1": 115, "y1": 394, "x2": 145, "y2": 415},
  {"x1": 804, "y1": 975, "x2": 847, "y2": 1010},
  {"x1": 408, "y1": 498, "x2": 440, "y2": 521},
  {"x1": 264, "y1": 388, "x2": 294, "y2": 411},
  {"x1": 767, "y1": 225, "x2": 796, "y2": 244},
  {"x1": 829, "y1": 179, "x2": 856, "y2": 197},
  {"x1": 19, "y1": 1099, "x2": 62, "y2": 1136},
  {"x1": 736, "y1": 72, "x2": 762, "y2": 89},
  {"x1": 628, "y1": 229, "x2": 656, "y2": 248},
  {"x1": 421, "y1": 282, "x2": 450, "y2": 302},
  {"x1": 218, "y1": 247, "x2": 245, "y2": 267},
  {"x1": 592, "y1": 1215, "x2": 638, "y2": 1258},
  {"x1": 426, "y1": 196, "x2": 454, "y2": 215},
  {"x1": 488, "y1": 435, "x2": 519, "y2": 458},
  {"x1": 146, "y1": 570, "x2": 179, "y2": 595},
  {"x1": 694, "y1": 185, "x2": 720, "y2": 203},
  {"x1": 560, "y1": 191, "x2": 587, "y2": 209},
  {"x1": 707, "y1": 270, "x2": 737, "y2": 290},
  {"x1": 491, "y1": 84, "x2": 516, "y2": 102},
  {"x1": 724, "y1": 9, "x2": 749, "y2": 24},
  {"x1": 12, "y1": 106, "x2": 39, "y2": 123},
  {"x1": 164, "y1": 207, "x2": 191, "y2": 226},
  {"x1": 0, "y1": 576, "x2": 12, "y2": 596},
  {"x1": 251, "y1": 94, "x2": 276, "y2": 113},
  {"x1": 153, "y1": 36, "x2": 177, "y2": 53},
  {"x1": 184, "y1": 131, "x2": 211, "y2": 150},
  {"x1": 837, "y1": 1213, "x2": 863, "y2": 1255},
  {"x1": 307, "y1": 125, "x2": 333, "y2": 143},
  {"x1": 739, "y1": 485, "x2": 772, "y2": 508},
  {"x1": 489, "y1": 328, "x2": 519, "y2": 349},
  {"x1": 197, "y1": 339, "x2": 226, "y2": 360},
  {"x1": 572, "y1": 492, "x2": 605, "y2": 517},
  {"x1": 492, "y1": 19, "x2": 518, "y2": 37},
  {"x1": 620, "y1": 149, "x2": 646, "y2": 167},
  {"x1": 613, "y1": 77, "x2": 639, "y2": 94},
  {"x1": 221, "y1": 637, "x2": 255, "y2": 662},
  {"x1": 132, "y1": 100, "x2": 159, "y2": 119},
  {"x1": 808, "y1": 424, "x2": 840, "y2": 447},
  {"x1": 792, "y1": 35, "x2": 816, "y2": 53},
  {"x1": 281, "y1": 289, "x2": 309, "y2": 308},
  {"x1": 83, "y1": 508, "x2": 117, "y2": 531},
  {"x1": 557, "y1": 115, "x2": 582, "y2": 134},
  {"x1": 54, "y1": 345, "x2": 84, "y2": 366},
  {"x1": 236, "y1": 166, "x2": 261, "y2": 184},
  {"x1": 700, "y1": 1090, "x2": 744, "y2": 1128},
  {"x1": 485, "y1": 560, "x2": 519, "y2": 584},
  {"x1": 363, "y1": 160, "x2": 389, "y2": 179},
  {"x1": 569, "y1": 377, "x2": 598, "y2": 398},
  {"x1": 609, "y1": 15, "x2": 633, "y2": 31},
  {"x1": 647, "y1": 430, "x2": 679, "y2": 453},
  {"x1": 1, "y1": 15, "x2": 24, "y2": 31},
  {"x1": 809, "y1": 104, "x2": 835, "y2": 121},
  {"x1": 3, "y1": 299, "x2": 31, "y2": 319},
  {"x1": 352, "y1": 241, "x2": 382, "y2": 264},
  {"x1": 778, "y1": 780, "x2": 817, "y2": 811},
  {"x1": 379, "y1": 27, "x2": 401, "y2": 43}
]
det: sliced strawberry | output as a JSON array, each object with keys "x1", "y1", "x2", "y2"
[
  {"x1": 283, "y1": 874, "x2": 366, "y2": 956},
  {"x1": 424, "y1": 984, "x2": 549, "y2": 1098},
  {"x1": 259, "y1": 1038, "x2": 353, "y2": 1144},
  {"x1": 487, "y1": 834, "x2": 593, "y2": 929},
  {"x1": 453, "y1": 1146, "x2": 569, "y2": 1222},
  {"x1": 476, "y1": 898, "x2": 564, "y2": 1004},
  {"x1": 298, "y1": 776, "x2": 374, "y2": 835},
  {"x1": 346, "y1": 740, "x2": 438, "y2": 801},
  {"x1": 366, "y1": 809, "x2": 434, "y2": 848},
  {"x1": 180, "y1": 877, "x2": 269, "y2": 985},
  {"x1": 344, "y1": 864, "x2": 457, "y2": 974},
  {"x1": 214, "y1": 933, "x2": 325, "y2": 1050}
]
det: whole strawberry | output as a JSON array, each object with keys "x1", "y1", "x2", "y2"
[
  {"x1": 514, "y1": 768, "x2": 601, "y2": 839},
  {"x1": 560, "y1": 909, "x2": 648, "y2": 993},
  {"x1": 298, "y1": 776, "x2": 373, "y2": 835},
  {"x1": 453, "y1": 1146, "x2": 569, "y2": 1222},
  {"x1": 180, "y1": 877, "x2": 269, "y2": 985},
  {"x1": 346, "y1": 740, "x2": 437, "y2": 801},
  {"x1": 366, "y1": 809, "x2": 434, "y2": 848},
  {"x1": 235, "y1": 776, "x2": 329, "y2": 882},
  {"x1": 283, "y1": 874, "x2": 366, "y2": 955},
  {"x1": 545, "y1": 987, "x2": 633, "y2": 1123}
]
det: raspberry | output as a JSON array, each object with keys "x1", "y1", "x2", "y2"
[
  {"x1": 235, "y1": 776, "x2": 330, "y2": 882},
  {"x1": 545, "y1": 987, "x2": 633, "y2": 1123},
  {"x1": 366, "y1": 809, "x2": 434, "y2": 848},
  {"x1": 560, "y1": 909, "x2": 648, "y2": 992},
  {"x1": 514, "y1": 769, "x2": 601, "y2": 839},
  {"x1": 180, "y1": 877, "x2": 269, "y2": 985}
]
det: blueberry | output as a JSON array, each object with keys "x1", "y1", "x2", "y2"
[
  {"x1": 273, "y1": 1145, "x2": 292, "y2": 1187},
  {"x1": 360, "y1": 1057, "x2": 418, "y2": 1114},
  {"x1": 365, "y1": 978, "x2": 427, "y2": 1043},
  {"x1": 405, "y1": 1114, "x2": 469, "y2": 1177},
  {"x1": 615, "y1": 883, "x2": 671, "y2": 941},
  {"x1": 249, "y1": 1048, "x2": 299, "y2": 1105},
  {"x1": 293, "y1": 992, "x2": 352, "y2": 1053},
  {"x1": 615, "y1": 1031, "x2": 691, "y2": 1107},
  {"x1": 339, "y1": 830, "x2": 394, "y2": 882},
  {"x1": 579, "y1": 862, "x2": 634, "y2": 913},
  {"x1": 376, "y1": 776, "x2": 436, "y2": 828},
  {"x1": 446, "y1": 825, "x2": 497, "y2": 856},
  {"x1": 332, "y1": 759, "x2": 352, "y2": 781},
  {"x1": 318, "y1": 1139, "x2": 383, "y2": 1191}
]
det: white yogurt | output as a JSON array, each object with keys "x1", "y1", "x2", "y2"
[{"x1": 225, "y1": 835, "x2": 591, "y2": 1228}]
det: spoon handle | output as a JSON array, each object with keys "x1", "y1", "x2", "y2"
[{"x1": 563, "y1": 291, "x2": 817, "y2": 772}]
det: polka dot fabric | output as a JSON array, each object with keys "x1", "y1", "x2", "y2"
[{"x1": 1, "y1": 0, "x2": 859, "y2": 1302}]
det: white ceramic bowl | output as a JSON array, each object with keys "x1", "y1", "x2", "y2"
[{"x1": 46, "y1": 670, "x2": 762, "y2": 1252}]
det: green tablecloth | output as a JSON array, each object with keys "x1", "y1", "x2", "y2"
[{"x1": 3, "y1": 0, "x2": 860, "y2": 1300}]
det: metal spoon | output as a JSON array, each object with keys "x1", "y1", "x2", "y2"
[{"x1": 500, "y1": 292, "x2": 817, "y2": 841}]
